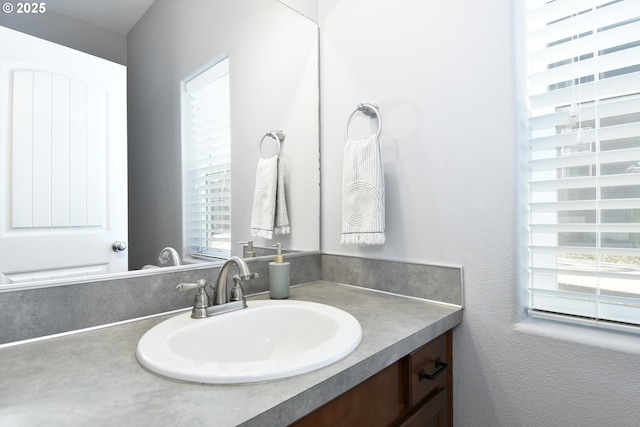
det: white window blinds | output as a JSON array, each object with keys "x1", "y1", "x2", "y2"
[
  {"x1": 183, "y1": 58, "x2": 231, "y2": 259},
  {"x1": 525, "y1": 0, "x2": 640, "y2": 328}
]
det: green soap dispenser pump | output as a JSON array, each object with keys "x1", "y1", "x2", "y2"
[{"x1": 269, "y1": 243, "x2": 290, "y2": 299}]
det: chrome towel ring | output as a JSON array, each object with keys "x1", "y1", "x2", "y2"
[
  {"x1": 345, "y1": 103, "x2": 381, "y2": 140},
  {"x1": 259, "y1": 130, "x2": 285, "y2": 159}
]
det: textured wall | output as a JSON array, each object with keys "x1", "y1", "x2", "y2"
[{"x1": 319, "y1": 0, "x2": 640, "y2": 425}]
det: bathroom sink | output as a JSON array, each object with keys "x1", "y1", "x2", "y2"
[{"x1": 136, "y1": 300, "x2": 362, "y2": 384}]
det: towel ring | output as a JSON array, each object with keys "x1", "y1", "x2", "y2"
[
  {"x1": 345, "y1": 103, "x2": 381, "y2": 140},
  {"x1": 259, "y1": 130, "x2": 285, "y2": 159}
]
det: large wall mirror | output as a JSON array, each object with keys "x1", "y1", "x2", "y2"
[{"x1": 0, "y1": 0, "x2": 319, "y2": 289}]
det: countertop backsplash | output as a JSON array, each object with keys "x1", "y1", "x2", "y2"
[{"x1": 0, "y1": 252, "x2": 462, "y2": 345}]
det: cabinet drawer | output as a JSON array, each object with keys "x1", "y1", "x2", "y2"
[{"x1": 406, "y1": 332, "x2": 450, "y2": 407}]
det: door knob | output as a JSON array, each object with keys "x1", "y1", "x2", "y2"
[{"x1": 112, "y1": 241, "x2": 127, "y2": 252}]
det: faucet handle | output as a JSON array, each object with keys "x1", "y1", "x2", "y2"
[
  {"x1": 244, "y1": 272, "x2": 259, "y2": 281},
  {"x1": 229, "y1": 275, "x2": 248, "y2": 308},
  {"x1": 176, "y1": 279, "x2": 207, "y2": 291},
  {"x1": 177, "y1": 279, "x2": 210, "y2": 319}
]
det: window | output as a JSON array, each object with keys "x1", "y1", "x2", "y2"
[
  {"x1": 524, "y1": 0, "x2": 640, "y2": 329},
  {"x1": 183, "y1": 58, "x2": 231, "y2": 260}
]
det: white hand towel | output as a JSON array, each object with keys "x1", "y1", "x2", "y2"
[
  {"x1": 251, "y1": 156, "x2": 290, "y2": 239},
  {"x1": 341, "y1": 134, "x2": 385, "y2": 245}
]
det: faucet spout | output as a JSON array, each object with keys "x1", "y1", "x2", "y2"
[
  {"x1": 158, "y1": 247, "x2": 181, "y2": 266},
  {"x1": 213, "y1": 256, "x2": 258, "y2": 305}
]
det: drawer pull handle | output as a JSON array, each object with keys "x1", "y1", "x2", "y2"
[{"x1": 418, "y1": 358, "x2": 448, "y2": 381}]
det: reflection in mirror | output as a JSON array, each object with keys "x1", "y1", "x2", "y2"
[
  {"x1": 182, "y1": 56, "x2": 234, "y2": 260},
  {"x1": 0, "y1": 0, "x2": 319, "y2": 289}
]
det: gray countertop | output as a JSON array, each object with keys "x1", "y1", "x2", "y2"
[{"x1": 0, "y1": 281, "x2": 462, "y2": 426}]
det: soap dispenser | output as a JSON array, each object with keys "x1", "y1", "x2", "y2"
[{"x1": 269, "y1": 243, "x2": 290, "y2": 299}]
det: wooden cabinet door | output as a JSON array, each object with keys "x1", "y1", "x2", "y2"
[
  {"x1": 289, "y1": 331, "x2": 453, "y2": 427},
  {"x1": 398, "y1": 387, "x2": 447, "y2": 427},
  {"x1": 291, "y1": 361, "x2": 406, "y2": 427}
]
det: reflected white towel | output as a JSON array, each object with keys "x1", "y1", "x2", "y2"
[
  {"x1": 341, "y1": 134, "x2": 385, "y2": 245},
  {"x1": 273, "y1": 158, "x2": 290, "y2": 236},
  {"x1": 251, "y1": 156, "x2": 290, "y2": 239}
]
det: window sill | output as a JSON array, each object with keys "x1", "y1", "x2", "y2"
[{"x1": 513, "y1": 315, "x2": 640, "y2": 356}]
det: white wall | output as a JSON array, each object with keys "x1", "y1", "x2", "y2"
[
  {"x1": 319, "y1": 0, "x2": 640, "y2": 425},
  {"x1": 127, "y1": 0, "x2": 319, "y2": 268}
]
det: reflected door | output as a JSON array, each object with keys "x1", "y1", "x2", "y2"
[{"x1": 0, "y1": 27, "x2": 127, "y2": 284}]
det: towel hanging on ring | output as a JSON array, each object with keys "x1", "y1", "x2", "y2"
[
  {"x1": 251, "y1": 131, "x2": 290, "y2": 239},
  {"x1": 341, "y1": 134, "x2": 385, "y2": 245}
]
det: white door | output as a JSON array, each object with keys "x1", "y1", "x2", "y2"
[{"x1": 0, "y1": 26, "x2": 127, "y2": 284}]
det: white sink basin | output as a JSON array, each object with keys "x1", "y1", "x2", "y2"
[{"x1": 136, "y1": 300, "x2": 362, "y2": 384}]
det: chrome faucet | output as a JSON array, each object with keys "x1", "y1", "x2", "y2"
[
  {"x1": 177, "y1": 256, "x2": 258, "y2": 319},
  {"x1": 213, "y1": 256, "x2": 257, "y2": 305}
]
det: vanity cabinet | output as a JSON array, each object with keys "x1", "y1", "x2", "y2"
[{"x1": 290, "y1": 330, "x2": 452, "y2": 427}]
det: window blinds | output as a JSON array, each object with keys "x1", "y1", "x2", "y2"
[
  {"x1": 183, "y1": 58, "x2": 231, "y2": 259},
  {"x1": 525, "y1": 0, "x2": 640, "y2": 328}
]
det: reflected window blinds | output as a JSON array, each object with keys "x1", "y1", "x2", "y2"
[{"x1": 184, "y1": 58, "x2": 232, "y2": 259}]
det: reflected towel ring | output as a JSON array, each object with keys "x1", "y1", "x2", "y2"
[
  {"x1": 259, "y1": 130, "x2": 285, "y2": 159},
  {"x1": 345, "y1": 103, "x2": 381, "y2": 140}
]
